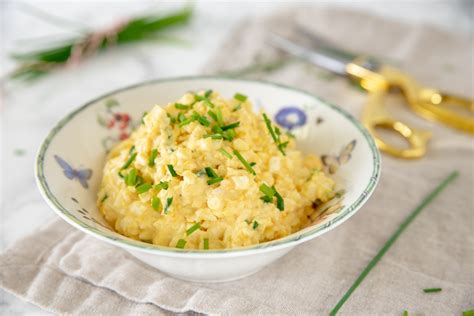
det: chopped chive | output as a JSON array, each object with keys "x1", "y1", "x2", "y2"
[
  {"x1": 403, "y1": 312, "x2": 408, "y2": 316},
  {"x1": 118, "y1": 171, "x2": 125, "y2": 178},
  {"x1": 423, "y1": 288, "x2": 442, "y2": 293},
  {"x1": 204, "y1": 133, "x2": 223, "y2": 139},
  {"x1": 260, "y1": 196, "x2": 273, "y2": 203},
  {"x1": 167, "y1": 113, "x2": 176, "y2": 124},
  {"x1": 216, "y1": 107, "x2": 224, "y2": 126},
  {"x1": 100, "y1": 194, "x2": 108, "y2": 203},
  {"x1": 207, "y1": 177, "x2": 224, "y2": 185},
  {"x1": 164, "y1": 197, "x2": 173, "y2": 214},
  {"x1": 218, "y1": 148, "x2": 232, "y2": 159},
  {"x1": 203, "y1": 238, "x2": 209, "y2": 250},
  {"x1": 141, "y1": 111, "x2": 148, "y2": 124},
  {"x1": 233, "y1": 150, "x2": 256, "y2": 175},
  {"x1": 195, "y1": 113, "x2": 210, "y2": 127},
  {"x1": 125, "y1": 168, "x2": 138, "y2": 186},
  {"x1": 178, "y1": 116, "x2": 196, "y2": 127},
  {"x1": 135, "y1": 175, "x2": 144, "y2": 187},
  {"x1": 151, "y1": 196, "x2": 161, "y2": 211},
  {"x1": 136, "y1": 183, "x2": 152, "y2": 194},
  {"x1": 221, "y1": 121, "x2": 240, "y2": 131},
  {"x1": 249, "y1": 162, "x2": 256, "y2": 167},
  {"x1": 222, "y1": 129, "x2": 236, "y2": 141},
  {"x1": 186, "y1": 223, "x2": 201, "y2": 236},
  {"x1": 176, "y1": 239, "x2": 186, "y2": 249},
  {"x1": 177, "y1": 112, "x2": 186, "y2": 122},
  {"x1": 205, "y1": 167, "x2": 218, "y2": 178},
  {"x1": 204, "y1": 89, "x2": 213, "y2": 98},
  {"x1": 175, "y1": 103, "x2": 190, "y2": 110},
  {"x1": 167, "y1": 164, "x2": 178, "y2": 177},
  {"x1": 263, "y1": 113, "x2": 286, "y2": 155},
  {"x1": 274, "y1": 186, "x2": 284, "y2": 211},
  {"x1": 211, "y1": 125, "x2": 223, "y2": 133},
  {"x1": 252, "y1": 220, "x2": 259, "y2": 229},
  {"x1": 232, "y1": 104, "x2": 242, "y2": 112},
  {"x1": 148, "y1": 149, "x2": 158, "y2": 167},
  {"x1": 120, "y1": 152, "x2": 137, "y2": 170},
  {"x1": 259, "y1": 184, "x2": 275, "y2": 198},
  {"x1": 154, "y1": 181, "x2": 169, "y2": 191},
  {"x1": 234, "y1": 93, "x2": 247, "y2": 102},
  {"x1": 208, "y1": 110, "x2": 218, "y2": 123},
  {"x1": 128, "y1": 145, "x2": 136, "y2": 154}
]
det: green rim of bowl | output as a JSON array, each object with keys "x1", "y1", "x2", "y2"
[{"x1": 35, "y1": 76, "x2": 381, "y2": 256}]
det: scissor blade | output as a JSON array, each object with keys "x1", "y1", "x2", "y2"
[{"x1": 268, "y1": 33, "x2": 349, "y2": 76}]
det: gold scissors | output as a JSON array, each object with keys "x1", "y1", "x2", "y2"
[{"x1": 269, "y1": 31, "x2": 474, "y2": 159}]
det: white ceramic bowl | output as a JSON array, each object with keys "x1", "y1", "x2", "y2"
[{"x1": 36, "y1": 77, "x2": 380, "y2": 282}]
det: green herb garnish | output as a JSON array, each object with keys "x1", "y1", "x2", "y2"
[
  {"x1": 186, "y1": 223, "x2": 201, "y2": 236},
  {"x1": 234, "y1": 93, "x2": 247, "y2": 102},
  {"x1": 193, "y1": 112, "x2": 210, "y2": 127},
  {"x1": 175, "y1": 103, "x2": 190, "y2": 110},
  {"x1": 249, "y1": 162, "x2": 256, "y2": 167},
  {"x1": 207, "y1": 177, "x2": 224, "y2": 185},
  {"x1": 167, "y1": 113, "x2": 176, "y2": 124},
  {"x1": 423, "y1": 288, "x2": 442, "y2": 293},
  {"x1": 164, "y1": 197, "x2": 173, "y2": 214},
  {"x1": 141, "y1": 112, "x2": 148, "y2": 124},
  {"x1": 177, "y1": 112, "x2": 186, "y2": 122},
  {"x1": 274, "y1": 187, "x2": 284, "y2": 211},
  {"x1": 259, "y1": 183, "x2": 275, "y2": 198},
  {"x1": 121, "y1": 152, "x2": 137, "y2": 170},
  {"x1": 232, "y1": 104, "x2": 242, "y2": 112},
  {"x1": 216, "y1": 107, "x2": 224, "y2": 126},
  {"x1": 167, "y1": 164, "x2": 178, "y2": 177},
  {"x1": 204, "y1": 133, "x2": 223, "y2": 139},
  {"x1": 218, "y1": 148, "x2": 232, "y2": 159},
  {"x1": 263, "y1": 113, "x2": 286, "y2": 155},
  {"x1": 125, "y1": 168, "x2": 138, "y2": 186},
  {"x1": 205, "y1": 167, "x2": 218, "y2": 178},
  {"x1": 176, "y1": 239, "x2": 186, "y2": 249},
  {"x1": 252, "y1": 220, "x2": 259, "y2": 229},
  {"x1": 233, "y1": 150, "x2": 256, "y2": 175},
  {"x1": 148, "y1": 149, "x2": 158, "y2": 167},
  {"x1": 178, "y1": 116, "x2": 196, "y2": 127},
  {"x1": 136, "y1": 183, "x2": 152, "y2": 194},
  {"x1": 129, "y1": 146, "x2": 136, "y2": 154},
  {"x1": 100, "y1": 194, "x2": 108, "y2": 203},
  {"x1": 204, "y1": 90, "x2": 213, "y2": 98},
  {"x1": 208, "y1": 110, "x2": 218, "y2": 123},
  {"x1": 203, "y1": 238, "x2": 209, "y2": 250},
  {"x1": 154, "y1": 181, "x2": 169, "y2": 191},
  {"x1": 151, "y1": 196, "x2": 161, "y2": 211},
  {"x1": 403, "y1": 311, "x2": 408, "y2": 316},
  {"x1": 221, "y1": 121, "x2": 240, "y2": 131}
]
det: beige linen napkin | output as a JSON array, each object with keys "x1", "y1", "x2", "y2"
[{"x1": 1, "y1": 7, "x2": 473, "y2": 315}]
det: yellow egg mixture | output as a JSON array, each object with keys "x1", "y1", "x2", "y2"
[{"x1": 97, "y1": 91, "x2": 336, "y2": 250}]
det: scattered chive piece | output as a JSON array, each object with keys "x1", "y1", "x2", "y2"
[
  {"x1": 203, "y1": 238, "x2": 209, "y2": 250},
  {"x1": 175, "y1": 103, "x2": 190, "y2": 110},
  {"x1": 234, "y1": 93, "x2": 247, "y2": 102},
  {"x1": 154, "y1": 181, "x2": 169, "y2": 191},
  {"x1": 259, "y1": 183, "x2": 275, "y2": 198},
  {"x1": 249, "y1": 162, "x2": 256, "y2": 167},
  {"x1": 186, "y1": 223, "x2": 201, "y2": 236},
  {"x1": 205, "y1": 167, "x2": 218, "y2": 178},
  {"x1": 177, "y1": 112, "x2": 186, "y2": 122},
  {"x1": 129, "y1": 145, "x2": 136, "y2": 154},
  {"x1": 120, "y1": 152, "x2": 137, "y2": 170},
  {"x1": 204, "y1": 89, "x2": 213, "y2": 98},
  {"x1": 167, "y1": 113, "x2": 176, "y2": 124},
  {"x1": 178, "y1": 116, "x2": 196, "y2": 127},
  {"x1": 176, "y1": 239, "x2": 186, "y2": 249},
  {"x1": 222, "y1": 129, "x2": 236, "y2": 141},
  {"x1": 260, "y1": 196, "x2": 273, "y2": 203},
  {"x1": 151, "y1": 196, "x2": 161, "y2": 211},
  {"x1": 204, "y1": 133, "x2": 223, "y2": 139},
  {"x1": 252, "y1": 220, "x2": 259, "y2": 229},
  {"x1": 207, "y1": 177, "x2": 224, "y2": 185},
  {"x1": 164, "y1": 197, "x2": 173, "y2": 214},
  {"x1": 233, "y1": 150, "x2": 256, "y2": 175},
  {"x1": 141, "y1": 112, "x2": 148, "y2": 124},
  {"x1": 232, "y1": 104, "x2": 242, "y2": 112},
  {"x1": 100, "y1": 194, "x2": 108, "y2": 203},
  {"x1": 212, "y1": 125, "x2": 223, "y2": 133},
  {"x1": 462, "y1": 310, "x2": 474, "y2": 316},
  {"x1": 423, "y1": 288, "x2": 442, "y2": 293},
  {"x1": 216, "y1": 107, "x2": 224, "y2": 126},
  {"x1": 136, "y1": 183, "x2": 152, "y2": 194},
  {"x1": 118, "y1": 171, "x2": 124, "y2": 178},
  {"x1": 208, "y1": 110, "x2": 218, "y2": 123},
  {"x1": 148, "y1": 149, "x2": 158, "y2": 167},
  {"x1": 125, "y1": 168, "x2": 138, "y2": 186},
  {"x1": 218, "y1": 148, "x2": 232, "y2": 159},
  {"x1": 195, "y1": 113, "x2": 210, "y2": 127},
  {"x1": 274, "y1": 186, "x2": 284, "y2": 211},
  {"x1": 221, "y1": 121, "x2": 240, "y2": 131},
  {"x1": 167, "y1": 164, "x2": 178, "y2": 177},
  {"x1": 403, "y1": 312, "x2": 408, "y2": 316},
  {"x1": 135, "y1": 175, "x2": 144, "y2": 187},
  {"x1": 263, "y1": 113, "x2": 286, "y2": 155}
]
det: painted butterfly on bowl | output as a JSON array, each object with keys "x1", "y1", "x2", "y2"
[
  {"x1": 321, "y1": 140, "x2": 356, "y2": 174},
  {"x1": 54, "y1": 155, "x2": 92, "y2": 189}
]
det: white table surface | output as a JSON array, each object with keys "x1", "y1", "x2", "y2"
[{"x1": 1, "y1": 0, "x2": 471, "y2": 314}]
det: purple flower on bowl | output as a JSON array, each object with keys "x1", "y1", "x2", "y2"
[{"x1": 275, "y1": 107, "x2": 307, "y2": 130}]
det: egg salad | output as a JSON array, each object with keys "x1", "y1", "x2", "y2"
[{"x1": 97, "y1": 90, "x2": 337, "y2": 250}]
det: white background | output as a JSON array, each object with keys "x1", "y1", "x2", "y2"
[{"x1": 1, "y1": 0, "x2": 472, "y2": 314}]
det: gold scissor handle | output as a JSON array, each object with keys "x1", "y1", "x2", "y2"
[
  {"x1": 347, "y1": 60, "x2": 432, "y2": 159},
  {"x1": 375, "y1": 66, "x2": 474, "y2": 134}
]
